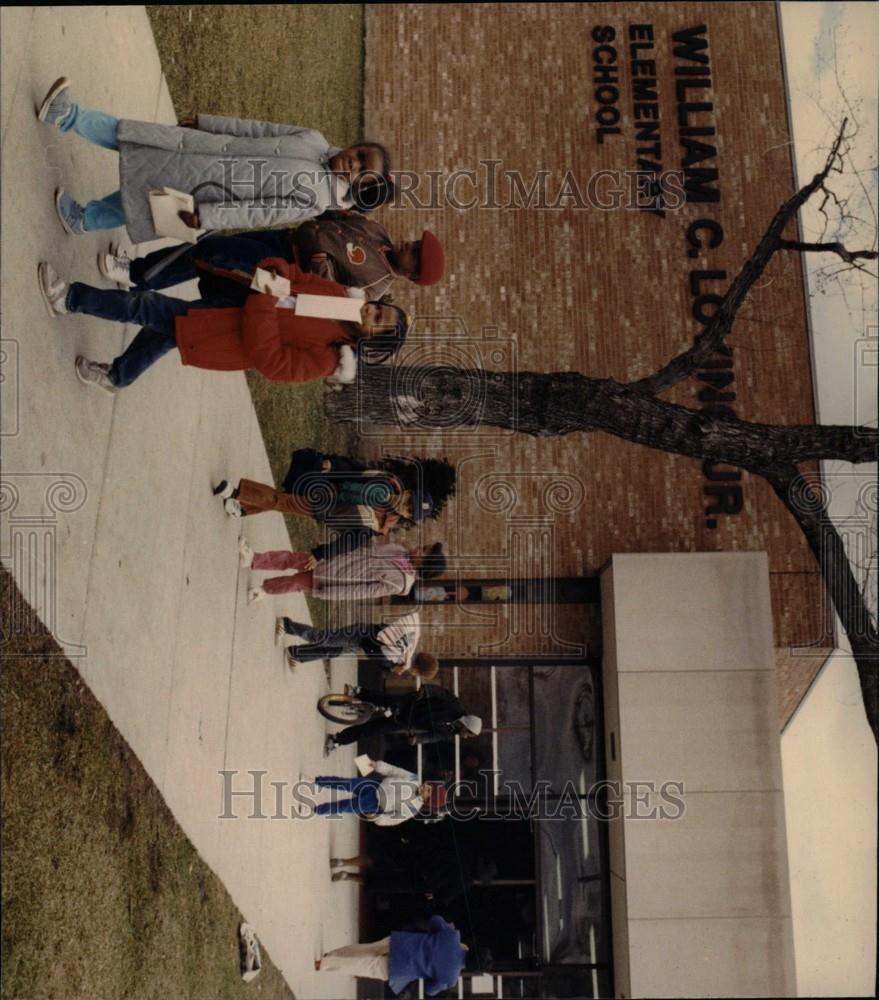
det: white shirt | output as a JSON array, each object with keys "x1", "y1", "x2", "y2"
[
  {"x1": 275, "y1": 286, "x2": 365, "y2": 310},
  {"x1": 329, "y1": 172, "x2": 355, "y2": 210},
  {"x1": 376, "y1": 612, "x2": 422, "y2": 667},
  {"x1": 372, "y1": 760, "x2": 423, "y2": 826}
]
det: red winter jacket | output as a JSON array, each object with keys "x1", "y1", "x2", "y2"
[{"x1": 174, "y1": 258, "x2": 356, "y2": 381}]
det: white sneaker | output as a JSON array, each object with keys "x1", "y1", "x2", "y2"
[
  {"x1": 248, "y1": 586, "x2": 266, "y2": 604},
  {"x1": 225, "y1": 497, "x2": 243, "y2": 518},
  {"x1": 38, "y1": 262, "x2": 68, "y2": 317},
  {"x1": 238, "y1": 536, "x2": 254, "y2": 568},
  {"x1": 212, "y1": 479, "x2": 234, "y2": 500},
  {"x1": 75, "y1": 356, "x2": 118, "y2": 395},
  {"x1": 285, "y1": 648, "x2": 298, "y2": 670},
  {"x1": 97, "y1": 244, "x2": 132, "y2": 289},
  {"x1": 238, "y1": 923, "x2": 262, "y2": 983}
]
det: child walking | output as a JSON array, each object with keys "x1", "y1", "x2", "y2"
[
  {"x1": 36, "y1": 77, "x2": 394, "y2": 240},
  {"x1": 243, "y1": 539, "x2": 445, "y2": 603},
  {"x1": 311, "y1": 759, "x2": 447, "y2": 827},
  {"x1": 38, "y1": 257, "x2": 407, "y2": 392},
  {"x1": 95, "y1": 219, "x2": 445, "y2": 302},
  {"x1": 277, "y1": 611, "x2": 438, "y2": 678},
  {"x1": 316, "y1": 915, "x2": 469, "y2": 996}
]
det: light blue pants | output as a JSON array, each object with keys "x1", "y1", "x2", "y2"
[{"x1": 59, "y1": 104, "x2": 126, "y2": 231}]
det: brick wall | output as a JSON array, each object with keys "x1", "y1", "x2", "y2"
[{"x1": 362, "y1": 3, "x2": 831, "y2": 663}]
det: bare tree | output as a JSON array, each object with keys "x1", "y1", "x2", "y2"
[{"x1": 326, "y1": 122, "x2": 879, "y2": 741}]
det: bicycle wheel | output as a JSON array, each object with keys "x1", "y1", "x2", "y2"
[{"x1": 317, "y1": 693, "x2": 378, "y2": 725}]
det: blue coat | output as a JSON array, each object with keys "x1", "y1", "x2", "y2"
[{"x1": 388, "y1": 916, "x2": 467, "y2": 996}]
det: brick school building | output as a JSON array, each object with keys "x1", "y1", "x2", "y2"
[
  {"x1": 353, "y1": 8, "x2": 815, "y2": 996},
  {"x1": 358, "y1": 2, "x2": 829, "y2": 721}
]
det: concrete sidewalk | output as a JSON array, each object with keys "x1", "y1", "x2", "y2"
[{"x1": 1, "y1": 7, "x2": 359, "y2": 996}]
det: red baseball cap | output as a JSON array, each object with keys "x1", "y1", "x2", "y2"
[{"x1": 415, "y1": 230, "x2": 445, "y2": 285}]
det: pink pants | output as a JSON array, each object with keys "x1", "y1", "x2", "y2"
[{"x1": 252, "y1": 550, "x2": 314, "y2": 595}]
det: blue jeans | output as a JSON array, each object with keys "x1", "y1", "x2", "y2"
[
  {"x1": 59, "y1": 104, "x2": 126, "y2": 230},
  {"x1": 65, "y1": 283, "x2": 230, "y2": 387},
  {"x1": 131, "y1": 230, "x2": 295, "y2": 289},
  {"x1": 314, "y1": 775, "x2": 382, "y2": 816},
  {"x1": 283, "y1": 620, "x2": 386, "y2": 663}
]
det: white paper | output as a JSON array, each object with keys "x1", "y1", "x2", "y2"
[
  {"x1": 250, "y1": 267, "x2": 292, "y2": 297},
  {"x1": 354, "y1": 754, "x2": 374, "y2": 776},
  {"x1": 295, "y1": 293, "x2": 364, "y2": 322},
  {"x1": 148, "y1": 187, "x2": 203, "y2": 243}
]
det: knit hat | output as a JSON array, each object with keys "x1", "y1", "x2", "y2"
[
  {"x1": 415, "y1": 230, "x2": 445, "y2": 285},
  {"x1": 459, "y1": 715, "x2": 483, "y2": 736}
]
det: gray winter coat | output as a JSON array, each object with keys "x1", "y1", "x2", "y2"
[{"x1": 117, "y1": 114, "x2": 345, "y2": 243}]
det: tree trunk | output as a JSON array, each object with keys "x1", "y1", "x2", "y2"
[{"x1": 326, "y1": 366, "x2": 878, "y2": 467}]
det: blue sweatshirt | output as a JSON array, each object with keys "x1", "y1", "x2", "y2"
[{"x1": 388, "y1": 915, "x2": 467, "y2": 996}]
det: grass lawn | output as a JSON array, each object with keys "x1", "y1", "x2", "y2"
[
  {"x1": 0, "y1": 569, "x2": 295, "y2": 1000},
  {"x1": 147, "y1": 4, "x2": 365, "y2": 603}
]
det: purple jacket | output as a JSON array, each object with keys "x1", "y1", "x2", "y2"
[{"x1": 312, "y1": 541, "x2": 416, "y2": 601}]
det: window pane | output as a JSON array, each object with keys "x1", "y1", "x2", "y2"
[
  {"x1": 537, "y1": 817, "x2": 610, "y2": 966},
  {"x1": 464, "y1": 973, "x2": 500, "y2": 997},
  {"x1": 452, "y1": 666, "x2": 494, "y2": 724},
  {"x1": 529, "y1": 663, "x2": 609, "y2": 968},
  {"x1": 496, "y1": 666, "x2": 532, "y2": 728},
  {"x1": 496, "y1": 729, "x2": 533, "y2": 793},
  {"x1": 494, "y1": 977, "x2": 540, "y2": 999},
  {"x1": 540, "y1": 967, "x2": 611, "y2": 998},
  {"x1": 467, "y1": 884, "x2": 538, "y2": 964},
  {"x1": 532, "y1": 665, "x2": 601, "y2": 792},
  {"x1": 464, "y1": 975, "x2": 541, "y2": 999}
]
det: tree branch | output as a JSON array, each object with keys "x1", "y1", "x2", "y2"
[
  {"x1": 763, "y1": 465, "x2": 878, "y2": 742},
  {"x1": 778, "y1": 238, "x2": 878, "y2": 264},
  {"x1": 631, "y1": 120, "x2": 849, "y2": 397}
]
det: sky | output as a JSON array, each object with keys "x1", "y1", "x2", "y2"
[
  {"x1": 778, "y1": 6, "x2": 877, "y2": 996},
  {"x1": 781, "y1": 1, "x2": 877, "y2": 427},
  {"x1": 781, "y1": 0, "x2": 878, "y2": 629}
]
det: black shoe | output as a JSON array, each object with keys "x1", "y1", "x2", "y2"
[
  {"x1": 213, "y1": 479, "x2": 233, "y2": 498},
  {"x1": 284, "y1": 620, "x2": 310, "y2": 638}
]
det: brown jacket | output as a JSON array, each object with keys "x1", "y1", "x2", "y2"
[{"x1": 292, "y1": 210, "x2": 398, "y2": 299}]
